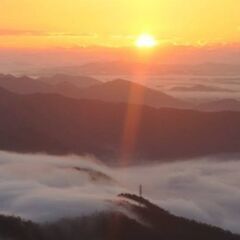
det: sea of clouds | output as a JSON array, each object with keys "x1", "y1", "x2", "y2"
[{"x1": 0, "y1": 151, "x2": 240, "y2": 234}]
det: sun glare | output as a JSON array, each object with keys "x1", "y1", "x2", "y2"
[{"x1": 136, "y1": 34, "x2": 157, "y2": 48}]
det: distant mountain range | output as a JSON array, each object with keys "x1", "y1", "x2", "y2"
[
  {"x1": 0, "y1": 74, "x2": 191, "y2": 109},
  {"x1": 169, "y1": 84, "x2": 236, "y2": 92},
  {"x1": 0, "y1": 74, "x2": 240, "y2": 111},
  {"x1": 0, "y1": 73, "x2": 101, "y2": 98},
  {"x1": 40, "y1": 74, "x2": 101, "y2": 88},
  {"x1": 0, "y1": 193, "x2": 238, "y2": 240},
  {"x1": 198, "y1": 99, "x2": 240, "y2": 112},
  {"x1": 78, "y1": 79, "x2": 191, "y2": 109},
  {"x1": 0, "y1": 73, "x2": 100, "y2": 91},
  {"x1": 0, "y1": 87, "x2": 240, "y2": 161},
  {"x1": 0, "y1": 74, "x2": 51, "y2": 94},
  {"x1": 35, "y1": 61, "x2": 240, "y2": 76}
]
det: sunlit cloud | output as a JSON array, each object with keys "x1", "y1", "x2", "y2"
[{"x1": 0, "y1": 29, "x2": 98, "y2": 38}]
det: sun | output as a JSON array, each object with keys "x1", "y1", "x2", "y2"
[{"x1": 136, "y1": 34, "x2": 157, "y2": 48}]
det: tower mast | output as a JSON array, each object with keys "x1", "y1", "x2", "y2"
[{"x1": 139, "y1": 184, "x2": 143, "y2": 197}]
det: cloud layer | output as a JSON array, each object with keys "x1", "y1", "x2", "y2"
[
  {"x1": 0, "y1": 151, "x2": 125, "y2": 222},
  {"x1": 116, "y1": 157, "x2": 240, "y2": 233},
  {"x1": 0, "y1": 151, "x2": 240, "y2": 234}
]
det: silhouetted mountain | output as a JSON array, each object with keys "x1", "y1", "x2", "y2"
[
  {"x1": 4, "y1": 73, "x2": 240, "y2": 112},
  {"x1": 53, "y1": 81, "x2": 88, "y2": 99},
  {"x1": 0, "y1": 74, "x2": 192, "y2": 109},
  {"x1": 48, "y1": 61, "x2": 240, "y2": 76},
  {"x1": 0, "y1": 88, "x2": 240, "y2": 161},
  {"x1": 40, "y1": 74, "x2": 101, "y2": 88},
  {"x1": 0, "y1": 74, "x2": 101, "y2": 99},
  {"x1": 79, "y1": 79, "x2": 192, "y2": 109},
  {"x1": 198, "y1": 99, "x2": 240, "y2": 112},
  {"x1": 170, "y1": 84, "x2": 235, "y2": 92},
  {"x1": 0, "y1": 74, "x2": 51, "y2": 94},
  {"x1": 0, "y1": 194, "x2": 239, "y2": 240}
]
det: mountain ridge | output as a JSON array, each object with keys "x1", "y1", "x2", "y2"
[
  {"x1": 78, "y1": 78, "x2": 192, "y2": 109},
  {"x1": 0, "y1": 193, "x2": 238, "y2": 240},
  {"x1": 0, "y1": 87, "x2": 240, "y2": 161}
]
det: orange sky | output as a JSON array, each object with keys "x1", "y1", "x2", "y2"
[{"x1": 0, "y1": 0, "x2": 240, "y2": 48}]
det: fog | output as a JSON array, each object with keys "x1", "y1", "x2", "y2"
[
  {"x1": 0, "y1": 151, "x2": 240, "y2": 233},
  {"x1": 0, "y1": 151, "x2": 124, "y2": 222},
  {"x1": 115, "y1": 157, "x2": 240, "y2": 233}
]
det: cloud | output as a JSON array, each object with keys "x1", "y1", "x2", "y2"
[
  {"x1": 0, "y1": 29, "x2": 48, "y2": 37},
  {"x1": 0, "y1": 151, "x2": 125, "y2": 222},
  {"x1": 0, "y1": 29, "x2": 97, "y2": 38},
  {"x1": 0, "y1": 151, "x2": 240, "y2": 234},
  {"x1": 115, "y1": 157, "x2": 240, "y2": 233}
]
